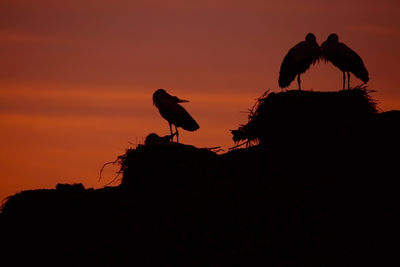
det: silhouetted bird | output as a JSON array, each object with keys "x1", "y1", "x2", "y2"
[
  {"x1": 152, "y1": 89, "x2": 199, "y2": 143},
  {"x1": 321, "y1": 33, "x2": 369, "y2": 90},
  {"x1": 144, "y1": 133, "x2": 176, "y2": 146},
  {"x1": 279, "y1": 33, "x2": 321, "y2": 90}
]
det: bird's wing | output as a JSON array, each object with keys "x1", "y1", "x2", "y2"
[
  {"x1": 279, "y1": 41, "x2": 320, "y2": 88},
  {"x1": 337, "y1": 43, "x2": 364, "y2": 65},
  {"x1": 158, "y1": 100, "x2": 199, "y2": 131},
  {"x1": 321, "y1": 42, "x2": 346, "y2": 66},
  {"x1": 293, "y1": 42, "x2": 321, "y2": 64},
  {"x1": 338, "y1": 43, "x2": 369, "y2": 82},
  {"x1": 322, "y1": 42, "x2": 369, "y2": 83},
  {"x1": 279, "y1": 48, "x2": 297, "y2": 88}
]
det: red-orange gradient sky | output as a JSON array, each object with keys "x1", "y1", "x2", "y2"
[{"x1": 1, "y1": 0, "x2": 400, "y2": 201}]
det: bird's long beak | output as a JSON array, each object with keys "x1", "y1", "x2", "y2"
[{"x1": 177, "y1": 98, "x2": 189, "y2": 103}]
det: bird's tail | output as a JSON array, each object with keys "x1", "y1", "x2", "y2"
[
  {"x1": 354, "y1": 68, "x2": 369, "y2": 84},
  {"x1": 182, "y1": 119, "x2": 200, "y2": 131},
  {"x1": 279, "y1": 71, "x2": 296, "y2": 88}
]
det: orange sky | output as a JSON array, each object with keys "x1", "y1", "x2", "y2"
[{"x1": 1, "y1": 0, "x2": 400, "y2": 202}]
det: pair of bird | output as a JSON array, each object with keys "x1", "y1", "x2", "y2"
[{"x1": 279, "y1": 33, "x2": 369, "y2": 90}]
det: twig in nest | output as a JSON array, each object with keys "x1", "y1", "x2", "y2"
[
  {"x1": 249, "y1": 89, "x2": 270, "y2": 117},
  {"x1": 203, "y1": 146, "x2": 221, "y2": 150},
  {"x1": 228, "y1": 141, "x2": 249, "y2": 151},
  {"x1": 103, "y1": 173, "x2": 122, "y2": 186},
  {"x1": 0, "y1": 196, "x2": 11, "y2": 212},
  {"x1": 99, "y1": 157, "x2": 122, "y2": 186}
]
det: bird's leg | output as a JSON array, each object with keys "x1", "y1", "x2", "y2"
[
  {"x1": 342, "y1": 71, "x2": 346, "y2": 90},
  {"x1": 347, "y1": 72, "x2": 350, "y2": 90},
  {"x1": 168, "y1": 122, "x2": 174, "y2": 142},
  {"x1": 175, "y1": 125, "x2": 179, "y2": 143},
  {"x1": 297, "y1": 74, "x2": 301, "y2": 90}
]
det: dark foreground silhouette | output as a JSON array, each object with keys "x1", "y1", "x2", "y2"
[{"x1": 1, "y1": 88, "x2": 399, "y2": 266}]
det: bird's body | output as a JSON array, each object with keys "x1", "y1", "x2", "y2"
[
  {"x1": 279, "y1": 33, "x2": 321, "y2": 90},
  {"x1": 152, "y1": 89, "x2": 199, "y2": 142},
  {"x1": 321, "y1": 33, "x2": 369, "y2": 90}
]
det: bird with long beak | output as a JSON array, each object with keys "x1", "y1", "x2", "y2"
[
  {"x1": 321, "y1": 33, "x2": 369, "y2": 90},
  {"x1": 152, "y1": 89, "x2": 199, "y2": 143},
  {"x1": 279, "y1": 33, "x2": 321, "y2": 90}
]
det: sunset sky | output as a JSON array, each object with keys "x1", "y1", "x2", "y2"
[{"x1": 1, "y1": 0, "x2": 400, "y2": 201}]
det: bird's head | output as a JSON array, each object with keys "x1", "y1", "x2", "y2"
[
  {"x1": 153, "y1": 89, "x2": 189, "y2": 106},
  {"x1": 152, "y1": 89, "x2": 169, "y2": 105},
  {"x1": 326, "y1": 33, "x2": 339, "y2": 43},
  {"x1": 305, "y1": 33, "x2": 317, "y2": 43}
]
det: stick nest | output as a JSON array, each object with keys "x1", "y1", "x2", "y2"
[{"x1": 231, "y1": 86, "x2": 378, "y2": 146}]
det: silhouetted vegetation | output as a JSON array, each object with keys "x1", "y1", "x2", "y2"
[{"x1": 1, "y1": 88, "x2": 399, "y2": 266}]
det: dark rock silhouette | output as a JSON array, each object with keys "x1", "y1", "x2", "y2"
[
  {"x1": 278, "y1": 33, "x2": 321, "y2": 90},
  {"x1": 322, "y1": 33, "x2": 369, "y2": 90},
  {"x1": 153, "y1": 89, "x2": 200, "y2": 143},
  {"x1": 1, "y1": 88, "x2": 399, "y2": 266}
]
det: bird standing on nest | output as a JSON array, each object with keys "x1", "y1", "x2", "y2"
[
  {"x1": 279, "y1": 33, "x2": 321, "y2": 90},
  {"x1": 152, "y1": 89, "x2": 199, "y2": 143},
  {"x1": 321, "y1": 33, "x2": 369, "y2": 90}
]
